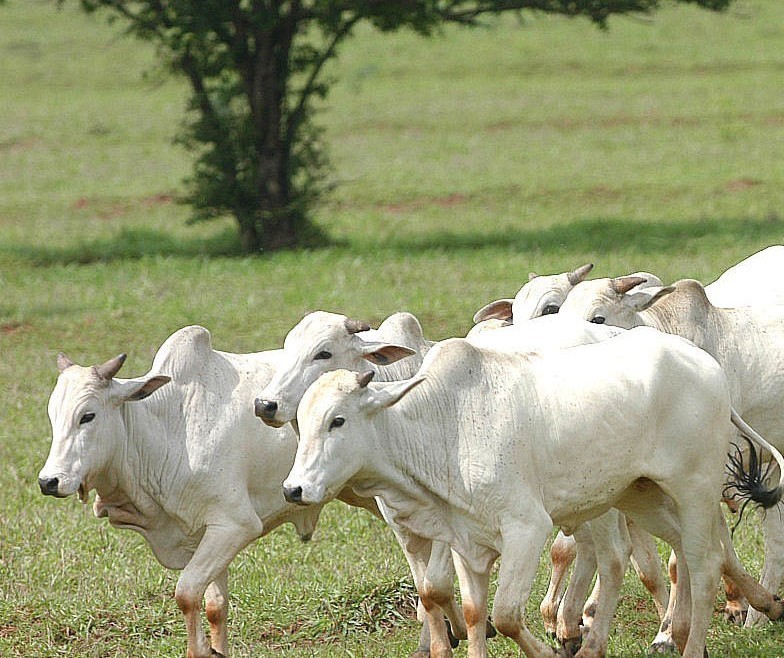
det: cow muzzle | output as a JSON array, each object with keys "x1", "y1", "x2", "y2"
[
  {"x1": 254, "y1": 398, "x2": 285, "y2": 427},
  {"x1": 283, "y1": 484, "x2": 304, "y2": 505},
  {"x1": 38, "y1": 476, "x2": 66, "y2": 497}
]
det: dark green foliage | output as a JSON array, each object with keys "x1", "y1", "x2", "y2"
[{"x1": 66, "y1": 0, "x2": 732, "y2": 252}]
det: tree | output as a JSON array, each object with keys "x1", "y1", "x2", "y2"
[{"x1": 73, "y1": 0, "x2": 732, "y2": 253}]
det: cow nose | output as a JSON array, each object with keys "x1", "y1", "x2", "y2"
[
  {"x1": 38, "y1": 477, "x2": 60, "y2": 496},
  {"x1": 283, "y1": 485, "x2": 303, "y2": 504},
  {"x1": 254, "y1": 398, "x2": 278, "y2": 420}
]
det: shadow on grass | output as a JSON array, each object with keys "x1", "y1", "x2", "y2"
[
  {"x1": 364, "y1": 214, "x2": 784, "y2": 255},
  {"x1": 7, "y1": 227, "x2": 248, "y2": 265},
  {"x1": 2, "y1": 215, "x2": 782, "y2": 264}
]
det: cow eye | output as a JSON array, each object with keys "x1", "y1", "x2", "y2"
[
  {"x1": 79, "y1": 412, "x2": 96, "y2": 425},
  {"x1": 329, "y1": 416, "x2": 345, "y2": 430},
  {"x1": 590, "y1": 316, "x2": 606, "y2": 325},
  {"x1": 542, "y1": 304, "x2": 559, "y2": 316},
  {"x1": 314, "y1": 351, "x2": 332, "y2": 360}
]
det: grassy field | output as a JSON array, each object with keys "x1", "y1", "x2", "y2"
[{"x1": 2, "y1": 0, "x2": 784, "y2": 656}]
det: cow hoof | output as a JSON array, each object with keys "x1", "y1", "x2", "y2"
[
  {"x1": 209, "y1": 651, "x2": 226, "y2": 658},
  {"x1": 444, "y1": 618, "x2": 460, "y2": 649},
  {"x1": 648, "y1": 641, "x2": 678, "y2": 654},
  {"x1": 408, "y1": 651, "x2": 430, "y2": 658},
  {"x1": 559, "y1": 637, "x2": 582, "y2": 657},
  {"x1": 723, "y1": 602, "x2": 747, "y2": 625},
  {"x1": 485, "y1": 616, "x2": 497, "y2": 639}
]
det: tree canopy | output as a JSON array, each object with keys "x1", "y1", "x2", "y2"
[{"x1": 72, "y1": 0, "x2": 733, "y2": 253}]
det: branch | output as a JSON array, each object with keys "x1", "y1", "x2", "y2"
[{"x1": 286, "y1": 13, "x2": 362, "y2": 144}]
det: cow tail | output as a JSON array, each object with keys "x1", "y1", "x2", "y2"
[{"x1": 724, "y1": 409, "x2": 784, "y2": 533}]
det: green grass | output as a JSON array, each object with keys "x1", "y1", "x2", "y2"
[{"x1": 2, "y1": 0, "x2": 784, "y2": 656}]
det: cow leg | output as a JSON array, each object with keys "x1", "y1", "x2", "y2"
[
  {"x1": 176, "y1": 523, "x2": 260, "y2": 658},
  {"x1": 746, "y1": 506, "x2": 784, "y2": 627},
  {"x1": 574, "y1": 511, "x2": 632, "y2": 658},
  {"x1": 424, "y1": 541, "x2": 467, "y2": 642},
  {"x1": 556, "y1": 524, "x2": 597, "y2": 653},
  {"x1": 386, "y1": 518, "x2": 460, "y2": 658},
  {"x1": 491, "y1": 513, "x2": 556, "y2": 658},
  {"x1": 649, "y1": 550, "x2": 680, "y2": 654},
  {"x1": 540, "y1": 531, "x2": 577, "y2": 637},
  {"x1": 205, "y1": 571, "x2": 229, "y2": 657},
  {"x1": 678, "y1": 509, "x2": 724, "y2": 658},
  {"x1": 451, "y1": 552, "x2": 492, "y2": 658},
  {"x1": 722, "y1": 575, "x2": 748, "y2": 625},
  {"x1": 626, "y1": 519, "x2": 669, "y2": 622},
  {"x1": 717, "y1": 510, "x2": 784, "y2": 624}
]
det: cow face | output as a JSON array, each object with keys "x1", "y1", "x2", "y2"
[
  {"x1": 514, "y1": 263, "x2": 595, "y2": 321},
  {"x1": 38, "y1": 353, "x2": 170, "y2": 499},
  {"x1": 472, "y1": 263, "x2": 593, "y2": 325},
  {"x1": 558, "y1": 277, "x2": 674, "y2": 329},
  {"x1": 254, "y1": 312, "x2": 414, "y2": 428},
  {"x1": 282, "y1": 370, "x2": 423, "y2": 505}
]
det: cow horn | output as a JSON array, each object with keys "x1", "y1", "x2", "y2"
[
  {"x1": 528, "y1": 272, "x2": 538, "y2": 281},
  {"x1": 357, "y1": 371, "x2": 375, "y2": 388},
  {"x1": 567, "y1": 263, "x2": 594, "y2": 286},
  {"x1": 611, "y1": 276, "x2": 647, "y2": 295},
  {"x1": 345, "y1": 318, "x2": 371, "y2": 335},
  {"x1": 95, "y1": 353, "x2": 127, "y2": 380},
  {"x1": 57, "y1": 352, "x2": 75, "y2": 373}
]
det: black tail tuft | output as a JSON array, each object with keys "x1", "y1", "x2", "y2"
[{"x1": 724, "y1": 437, "x2": 782, "y2": 533}]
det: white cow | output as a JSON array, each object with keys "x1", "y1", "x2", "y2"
[
  {"x1": 472, "y1": 265, "x2": 664, "y2": 325},
  {"x1": 284, "y1": 329, "x2": 784, "y2": 658},
  {"x1": 256, "y1": 310, "x2": 634, "y2": 657},
  {"x1": 255, "y1": 311, "x2": 465, "y2": 658},
  {"x1": 37, "y1": 325, "x2": 379, "y2": 658},
  {"x1": 705, "y1": 245, "x2": 784, "y2": 307},
  {"x1": 559, "y1": 276, "x2": 784, "y2": 628},
  {"x1": 254, "y1": 311, "x2": 430, "y2": 429},
  {"x1": 474, "y1": 266, "x2": 667, "y2": 647}
]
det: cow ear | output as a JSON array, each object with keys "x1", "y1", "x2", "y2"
[
  {"x1": 364, "y1": 376, "x2": 426, "y2": 412},
  {"x1": 622, "y1": 285, "x2": 676, "y2": 312},
  {"x1": 473, "y1": 299, "x2": 513, "y2": 324},
  {"x1": 111, "y1": 376, "x2": 172, "y2": 404},
  {"x1": 57, "y1": 352, "x2": 76, "y2": 373},
  {"x1": 360, "y1": 342, "x2": 416, "y2": 366}
]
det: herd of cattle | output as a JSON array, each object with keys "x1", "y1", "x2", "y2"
[{"x1": 37, "y1": 244, "x2": 784, "y2": 658}]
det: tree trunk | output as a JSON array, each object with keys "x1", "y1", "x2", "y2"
[{"x1": 238, "y1": 220, "x2": 261, "y2": 253}]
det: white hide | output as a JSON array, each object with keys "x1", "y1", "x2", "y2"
[
  {"x1": 559, "y1": 276, "x2": 784, "y2": 628},
  {"x1": 287, "y1": 329, "x2": 759, "y2": 658},
  {"x1": 472, "y1": 264, "x2": 662, "y2": 324},
  {"x1": 255, "y1": 311, "x2": 431, "y2": 427},
  {"x1": 705, "y1": 245, "x2": 784, "y2": 308},
  {"x1": 38, "y1": 326, "x2": 363, "y2": 658}
]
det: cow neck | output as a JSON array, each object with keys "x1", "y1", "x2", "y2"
[
  {"x1": 640, "y1": 282, "x2": 728, "y2": 358},
  {"x1": 99, "y1": 393, "x2": 181, "y2": 520},
  {"x1": 353, "y1": 391, "x2": 473, "y2": 533}
]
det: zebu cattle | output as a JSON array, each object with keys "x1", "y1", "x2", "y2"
[
  {"x1": 255, "y1": 310, "x2": 630, "y2": 656},
  {"x1": 559, "y1": 276, "x2": 784, "y2": 628},
  {"x1": 255, "y1": 310, "x2": 463, "y2": 658},
  {"x1": 284, "y1": 329, "x2": 784, "y2": 658},
  {"x1": 38, "y1": 325, "x2": 378, "y2": 658}
]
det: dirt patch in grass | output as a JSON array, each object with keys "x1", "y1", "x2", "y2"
[
  {"x1": 1, "y1": 322, "x2": 32, "y2": 336},
  {"x1": 71, "y1": 193, "x2": 176, "y2": 220},
  {"x1": 381, "y1": 193, "x2": 472, "y2": 214},
  {"x1": 723, "y1": 178, "x2": 763, "y2": 193}
]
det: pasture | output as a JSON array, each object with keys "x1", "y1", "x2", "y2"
[{"x1": 2, "y1": 0, "x2": 784, "y2": 656}]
